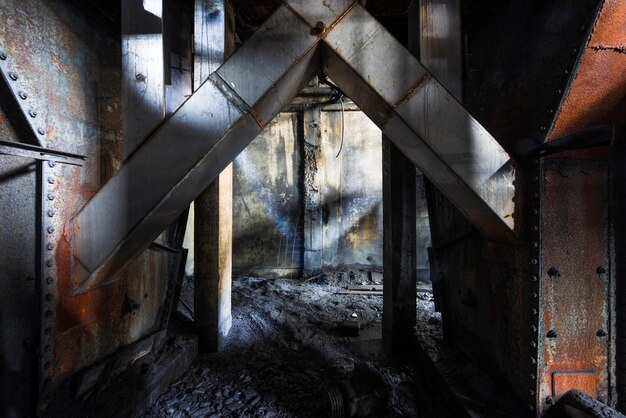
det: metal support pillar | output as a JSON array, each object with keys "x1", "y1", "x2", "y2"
[
  {"x1": 382, "y1": 138, "x2": 417, "y2": 357},
  {"x1": 193, "y1": 0, "x2": 235, "y2": 353}
]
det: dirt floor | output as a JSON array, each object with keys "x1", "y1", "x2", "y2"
[{"x1": 141, "y1": 270, "x2": 449, "y2": 418}]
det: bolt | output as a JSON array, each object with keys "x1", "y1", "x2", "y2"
[
  {"x1": 47, "y1": 177, "x2": 55, "y2": 184},
  {"x1": 47, "y1": 209, "x2": 55, "y2": 217},
  {"x1": 0, "y1": 51, "x2": 6, "y2": 60},
  {"x1": 18, "y1": 91, "x2": 27, "y2": 100},
  {"x1": 547, "y1": 329, "x2": 557, "y2": 338},
  {"x1": 135, "y1": 73, "x2": 146, "y2": 82},
  {"x1": 28, "y1": 109, "x2": 37, "y2": 118},
  {"x1": 597, "y1": 266, "x2": 606, "y2": 274},
  {"x1": 38, "y1": 127, "x2": 46, "y2": 136},
  {"x1": 46, "y1": 226, "x2": 55, "y2": 234},
  {"x1": 548, "y1": 267, "x2": 560, "y2": 278},
  {"x1": 47, "y1": 193, "x2": 54, "y2": 201},
  {"x1": 46, "y1": 242, "x2": 54, "y2": 251},
  {"x1": 597, "y1": 329, "x2": 607, "y2": 337},
  {"x1": 8, "y1": 71, "x2": 18, "y2": 81},
  {"x1": 546, "y1": 396, "x2": 554, "y2": 405},
  {"x1": 313, "y1": 21, "x2": 326, "y2": 35}
]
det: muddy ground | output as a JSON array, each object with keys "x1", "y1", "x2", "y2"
[{"x1": 141, "y1": 270, "x2": 449, "y2": 418}]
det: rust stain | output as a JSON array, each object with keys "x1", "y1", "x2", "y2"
[{"x1": 549, "y1": 0, "x2": 626, "y2": 140}]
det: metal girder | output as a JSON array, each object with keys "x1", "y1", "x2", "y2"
[
  {"x1": 72, "y1": 3, "x2": 326, "y2": 292},
  {"x1": 72, "y1": 0, "x2": 516, "y2": 292},
  {"x1": 322, "y1": 3, "x2": 516, "y2": 242}
]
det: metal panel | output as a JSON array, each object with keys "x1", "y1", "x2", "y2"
[
  {"x1": 539, "y1": 159, "x2": 611, "y2": 409},
  {"x1": 322, "y1": 6, "x2": 515, "y2": 242},
  {"x1": 72, "y1": 4, "x2": 322, "y2": 292},
  {"x1": 0, "y1": 47, "x2": 48, "y2": 147}
]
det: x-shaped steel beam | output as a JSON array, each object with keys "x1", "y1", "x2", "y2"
[{"x1": 72, "y1": 0, "x2": 516, "y2": 292}]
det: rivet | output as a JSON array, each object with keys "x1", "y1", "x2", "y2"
[
  {"x1": 47, "y1": 209, "x2": 55, "y2": 217},
  {"x1": 530, "y1": 340, "x2": 537, "y2": 348},
  {"x1": 540, "y1": 126, "x2": 547, "y2": 131},
  {"x1": 135, "y1": 73, "x2": 146, "y2": 82},
  {"x1": 530, "y1": 357, "x2": 537, "y2": 365},
  {"x1": 44, "y1": 327, "x2": 51, "y2": 335},
  {"x1": 547, "y1": 329, "x2": 557, "y2": 338},
  {"x1": 597, "y1": 329, "x2": 607, "y2": 337},
  {"x1": 532, "y1": 292, "x2": 538, "y2": 299},
  {"x1": 46, "y1": 259, "x2": 53, "y2": 267},
  {"x1": 47, "y1": 193, "x2": 54, "y2": 201},
  {"x1": 46, "y1": 277, "x2": 53, "y2": 285},
  {"x1": 531, "y1": 325, "x2": 537, "y2": 332},
  {"x1": 533, "y1": 225, "x2": 539, "y2": 231},
  {"x1": 532, "y1": 308, "x2": 538, "y2": 316},
  {"x1": 46, "y1": 242, "x2": 54, "y2": 251},
  {"x1": 0, "y1": 52, "x2": 6, "y2": 60},
  {"x1": 28, "y1": 109, "x2": 37, "y2": 118},
  {"x1": 530, "y1": 373, "x2": 536, "y2": 380},
  {"x1": 38, "y1": 128, "x2": 46, "y2": 136},
  {"x1": 47, "y1": 177, "x2": 55, "y2": 184},
  {"x1": 48, "y1": 161, "x2": 55, "y2": 168},
  {"x1": 529, "y1": 405, "x2": 535, "y2": 412},
  {"x1": 530, "y1": 258, "x2": 538, "y2": 265},
  {"x1": 45, "y1": 310, "x2": 52, "y2": 318},
  {"x1": 532, "y1": 209, "x2": 539, "y2": 215},
  {"x1": 47, "y1": 226, "x2": 55, "y2": 234},
  {"x1": 44, "y1": 361, "x2": 51, "y2": 369},
  {"x1": 312, "y1": 21, "x2": 326, "y2": 35},
  {"x1": 571, "y1": 47, "x2": 578, "y2": 56},
  {"x1": 596, "y1": 266, "x2": 606, "y2": 274},
  {"x1": 548, "y1": 267, "x2": 560, "y2": 278},
  {"x1": 18, "y1": 91, "x2": 27, "y2": 100},
  {"x1": 531, "y1": 275, "x2": 538, "y2": 282},
  {"x1": 556, "y1": 89, "x2": 563, "y2": 95},
  {"x1": 530, "y1": 389, "x2": 535, "y2": 396},
  {"x1": 44, "y1": 344, "x2": 51, "y2": 353},
  {"x1": 533, "y1": 192, "x2": 539, "y2": 198},
  {"x1": 532, "y1": 242, "x2": 538, "y2": 248},
  {"x1": 8, "y1": 71, "x2": 18, "y2": 81},
  {"x1": 45, "y1": 293, "x2": 53, "y2": 302},
  {"x1": 546, "y1": 396, "x2": 554, "y2": 405}
]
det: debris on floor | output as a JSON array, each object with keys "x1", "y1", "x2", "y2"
[{"x1": 142, "y1": 270, "x2": 449, "y2": 417}]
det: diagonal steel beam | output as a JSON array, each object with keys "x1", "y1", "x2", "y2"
[
  {"x1": 71, "y1": 3, "x2": 344, "y2": 293},
  {"x1": 72, "y1": 0, "x2": 515, "y2": 292},
  {"x1": 319, "y1": 3, "x2": 516, "y2": 242}
]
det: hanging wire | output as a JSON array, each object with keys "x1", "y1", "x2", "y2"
[{"x1": 335, "y1": 96, "x2": 345, "y2": 158}]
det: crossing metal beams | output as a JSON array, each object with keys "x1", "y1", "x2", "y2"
[{"x1": 71, "y1": 0, "x2": 516, "y2": 292}]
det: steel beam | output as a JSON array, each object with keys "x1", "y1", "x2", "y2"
[
  {"x1": 321, "y1": 3, "x2": 516, "y2": 242},
  {"x1": 72, "y1": 0, "x2": 515, "y2": 291},
  {"x1": 72, "y1": 4, "x2": 327, "y2": 292}
]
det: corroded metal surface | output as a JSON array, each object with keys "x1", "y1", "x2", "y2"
[
  {"x1": 0, "y1": 1, "x2": 172, "y2": 412},
  {"x1": 539, "y1": 159, "x2": 611, "y2": 410},
  {"x1": 549, "y1": 0, "x2": 626, "y2": 140}
]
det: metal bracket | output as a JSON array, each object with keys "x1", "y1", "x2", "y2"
[
  {"x1": 0, "y1": 47, "x2": 49, "y2": 147},
  {"x1": 0, "y1": 140, "x2": 86, "y2": 166}
]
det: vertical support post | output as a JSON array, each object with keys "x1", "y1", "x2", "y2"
[
  {"x1": 382, "y1": 138, "x2": 417, "y2": 357},
  {"x1": 193, "y1": 0, "x2": 235, "y2": 353},
  {"x1": 302, "y1": 106, "x2": 323, "y2": 276},
  {"x1": 121, "y1": 0, "x2": 165, "y2": 158}
]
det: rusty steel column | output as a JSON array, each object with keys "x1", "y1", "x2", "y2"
[{"x1": 193, "y1": 0, "x2": 235, "y2": 353}]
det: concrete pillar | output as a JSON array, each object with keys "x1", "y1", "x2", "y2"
[
  {"x1": 302, "y1": 106, "x2": 323, "y2": 276},
  {"x1": 193, "y1": 0, "x2": 235, "y2": 353},
  {"x1": 382, "y1": 137, "x2": 417, "y2": 357}
]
